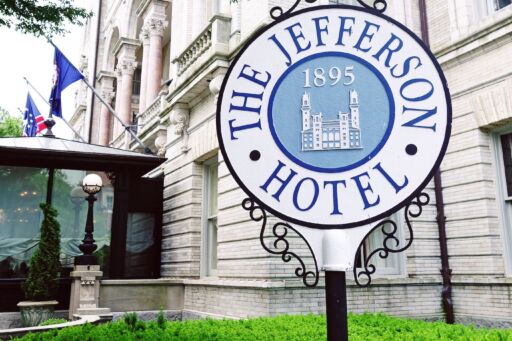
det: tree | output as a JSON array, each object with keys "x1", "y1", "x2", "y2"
[
  {"x1": 0, "y1": 107, "x2": 22, "y2": 137},
  {"x1": 0, "y1": 0, "x2": 91, "y2": 37},
  {"x1": 22, "y1": 204, "x2": 61, "y2": 301}
]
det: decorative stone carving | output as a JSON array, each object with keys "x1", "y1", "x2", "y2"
[
  {"x1": 146, "y1": 18, "x2": 168, "y2": 37},
  {"x1": 472, "y1": 79, "x2": 512, "y2": 130},
  {"x1": 139, "y1": 26, "x2": 150, "y2": 45},
  {"x1": 170, "y1": 103, "x2": 190, "y2": 153},
  {"x1": 209, "y1": 73, "x2": 225, "y2": 102},
  {"x1": 116, "y1": 58, "x2": 138, "y2": 76},
  {"x1": 155, "y1": 134, "x2": 167, "y2": 157},
  {"x1": 115, "y1": 67, "x2": 123, "y2": 80},
  {"x1": 101, "y1": 91, "x2": 116, "y2": 104},
  {"x1": 170, "y1": 104, "x2": 190, "y2": 136},
  {"x1": 78, "y1": 55, "x2": 89, "y2": 78}
]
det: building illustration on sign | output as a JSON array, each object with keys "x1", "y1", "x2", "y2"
[{"x1": 301, "y1": 89, "x2": 362, "y2": 151}]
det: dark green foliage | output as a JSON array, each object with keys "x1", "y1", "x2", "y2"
[
  {"x1": 13, "y1": 313, "x2": 512, "y2": 341},
  {"x1": 0, "y1": 107, "x2": 22, "y2": 137},
  {"x1": 157, "y1": 310, "x2": 167, "y2": 329},
  {"x1": 38, "y1": 319, "x2": 67, "y2": 326},
  {"x1": 22, "y1": 204, "x2": 61, "y2": 301},
  {"x1": 0, "y1": 0, "x2": 91, "y2": 37}
]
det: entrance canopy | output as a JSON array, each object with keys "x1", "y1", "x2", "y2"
[
  {"x1": 0, "y1": 137, "x2": 166, "y2": 174},
  {"x1": 0, "y1": 137, "x2": 167, "y2": 312}
]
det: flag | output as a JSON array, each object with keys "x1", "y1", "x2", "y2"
[
  {"x1": 49, "y1": 45, "x2": 84, "y2": 118},
  {"x1": 23, "y1": 93, "x2": 47, "y2": 137}
]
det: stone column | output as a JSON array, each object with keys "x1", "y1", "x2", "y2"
[
  {"x1": 97, "y1": 72, "x2": 115, "y2": 146},
  {"x1": 116, "y1": 57, "x2": 138, "y2": 126},
  {"x1": 98, "y1": 91, "x2": 115, "y2": 146},
  {"x1": 69, "y1": 265, "x2": 112, "y2": 320},
  {"x1": 145, "y1": 18, "x2": 168, "y2": 105},
  {"x1": 113, "y1": 68, "x2": 123, "y2": 138},
  {"x1": 139, "y1": 27, "x2": 151, "y2": 112}
]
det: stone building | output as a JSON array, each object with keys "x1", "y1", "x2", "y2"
[{"x1": 67, "y1": 0, "x2": 512, "y2": 325}]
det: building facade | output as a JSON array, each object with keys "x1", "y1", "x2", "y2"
[{"x1": 71, "y1": 0, "x2": 512, "y2": 325}]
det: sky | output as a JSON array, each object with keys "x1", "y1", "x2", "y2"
[{"x1": 0, "y1": 0, "x2": 91, "y2": 138}]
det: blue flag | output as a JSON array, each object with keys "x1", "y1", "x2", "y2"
[
  {"x1": 49, "y1": 45, "x2": 84, "y2": 118},
  {"x1": 23, "y1": 93, "x2": 47, "y2": 137}
]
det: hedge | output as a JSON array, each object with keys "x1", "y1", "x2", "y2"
[{"x1": 15, "y1": 313, "x2": 512, "y2": 341}]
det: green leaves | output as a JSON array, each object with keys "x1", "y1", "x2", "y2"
[
  {"x1": 0, "y1": 107, "x2": 22, "y2": 137},
  {"x1": 13, "y1": 313, "x2": 512, "y2": 340},
  {"x1": 0, "y1": 0, "x2": 91, "y2": 37}
]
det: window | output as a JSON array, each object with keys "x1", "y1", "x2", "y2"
[
  {"x1": 355, "y1": 212, "x2": 405, "y2": 276},
  {"x1": 132, "y1": 67, "x2": 142, "y2": 96},
  {"x1": 0, "y1": 167, "x2": 48, "y2": 279},
  {"x1": 51, "y1": 170, "x2": 113, "y2": 274},
  {"x1": 493, "y1": 131, "x2": 512, "y2": 274},
  {"x1": 490, "y1": 0, "x2": 512, "y2": 11},
  {"x1": 202, "y1": 157, "x2": 218, "y2": 277}
]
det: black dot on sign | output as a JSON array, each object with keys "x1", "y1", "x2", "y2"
[
  {"x1": 250, "y1": 150, "x2": 261, "y2": 161},
  {"x1": 406, "y1": 144, "x2": 418, "y2": 156}
]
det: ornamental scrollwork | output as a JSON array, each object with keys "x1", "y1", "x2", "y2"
[
  {"x1": 242, "y1": 198, "x2": 319, "y2": 287},
  {"x1": 270, "y1": 0, "x2": 319, "y2": 20},
  {"x1": 353, "y1": 192, "x2": 430, "y2": 287},
  {"x1": 269, "y1": 0, "x2": 388, "y2": 21},
  {"x1": 356, "y1": 0, "x2": 387, "y2": 13}
]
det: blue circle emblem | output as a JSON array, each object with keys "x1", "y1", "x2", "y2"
[{"x1": 269, "y1": 52, "x2": 395, "y2": 173}]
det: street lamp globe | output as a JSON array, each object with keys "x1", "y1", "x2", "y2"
[{"x1": 82, "y1": 174, "x2": 103, "y2": 194}]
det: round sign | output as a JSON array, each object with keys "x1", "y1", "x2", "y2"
[{"x1": 217, "y1": 5, "x2": 451, "y2": 229}]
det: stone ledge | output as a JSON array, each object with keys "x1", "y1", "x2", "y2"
[
  {"x1": 452, "y1": 277, "x2": 512, "y2": 286},
  {"x1": 183, "y1": 279, "x2": 286, "y2": 289},
  {"x1": 101, "y1": 279, "x2": 184, "y2": 286},
  {"x1": 0, "y1": 315, "x2": 100, "y2": 340}
]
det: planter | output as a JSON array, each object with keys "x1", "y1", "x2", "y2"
[{"x1": 17, "y1": 301, "x2": 58, "y2": 327}]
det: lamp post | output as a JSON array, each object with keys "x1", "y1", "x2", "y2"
[
  {"x1": 75, "y1": 174, "x2": 103, "y2": 265},
  {"x1": 70, "y1": 186, "x2": 87, "y2": 238}
]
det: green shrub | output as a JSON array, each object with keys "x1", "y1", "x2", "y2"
[
  {"x1": 22, "y1": 204, "x2": 61, "y2": 301},
  {"x1": 157, "y1": 310, "x2": 167, "y2": 329},
  {"x1": 13, "y1": 313, "x2": 512, "y2": 341},
  {"x1": 38, "y1": 319, "x2": 67, "y2": 327}
]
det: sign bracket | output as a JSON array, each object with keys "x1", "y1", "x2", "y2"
[
  {"x1": 242, "y1": 198, "x2": 320, "y2": 288},
  {"x1": 354, "y1": 192, "x2": 430, "y2": 287}
]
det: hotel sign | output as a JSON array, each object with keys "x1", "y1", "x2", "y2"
[{"x1": 217, "y1": 5, "x2": 451, "y2": 229}]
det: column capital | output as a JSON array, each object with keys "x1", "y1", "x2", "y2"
[
  {"x1": 116, "y1": 58, "x2": 138, "y2": 76},
  {"x1": 101, "y1": 91, "x2": 116, "y2": 104},
  {"x1": 146, "y1": 17, "x2": 168, "y2": 37},
  {"x1": 115, "y1": 67, "x2": 123, "y2": 80},
  {"x1": 139, "y1": 26, "x2": 150, "y2": 45}
]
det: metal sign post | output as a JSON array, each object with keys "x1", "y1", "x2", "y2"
[
  {"x1": 217, "y1": 1, "x2": 451, "y2": 340},
  {"x1": 325, "y1": 271, "x2": 348, "y2": 340}
]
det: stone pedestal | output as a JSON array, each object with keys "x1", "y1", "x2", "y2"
[{"x1": 69, "y1": 265, "x2": 112, "y2": 320}]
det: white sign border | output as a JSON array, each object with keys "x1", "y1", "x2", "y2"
[{"x1": 216, "y1": 4, "x2": 452, "y2": 230}]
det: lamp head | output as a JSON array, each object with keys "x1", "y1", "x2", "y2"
[{"x1": 82, "y1": 174, "x2": 103, "y2": 195}]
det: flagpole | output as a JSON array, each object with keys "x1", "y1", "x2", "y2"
[
  {"x1": 23, "y1": 77, "x2": 87, "y2": 143},
  {"x1": 46, "y1": 39, "x2": 153, "y2": 154},
  {"x1": 81, "y1": 77, "x2": 153, "y2": 154}
]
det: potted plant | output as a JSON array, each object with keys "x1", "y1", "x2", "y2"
[{"x1": 18, "y1": 203, "x2": 61, "y2": 327}]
